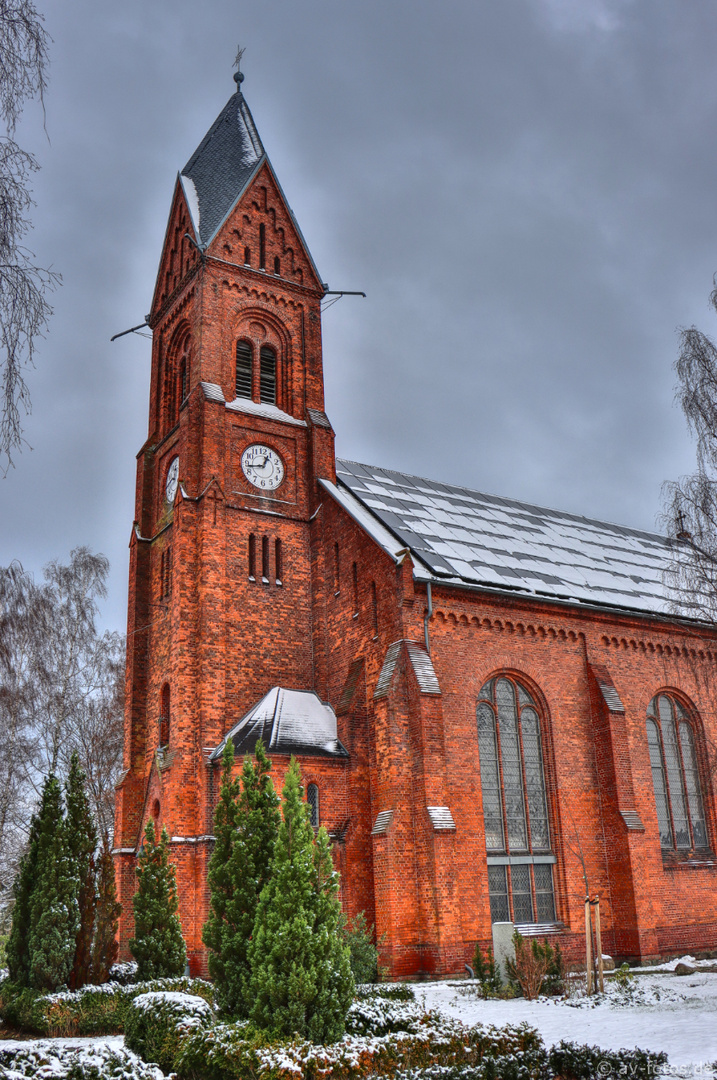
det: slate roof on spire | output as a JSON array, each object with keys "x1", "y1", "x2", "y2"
[{"x1": 181, "y1": 87, "x2": 266, "y2": 246}]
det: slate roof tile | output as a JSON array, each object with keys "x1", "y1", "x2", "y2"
[{"x1": 335, "y1": 458, "x2": 687, "y2": 617}]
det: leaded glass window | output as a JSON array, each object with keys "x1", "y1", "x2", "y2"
[
  {"x1": 307, "y1": 783, "x2": 319, "y2": 828},
  {"x1": 477, "y1": 675, "x2": 557, "y2": 926},
  {"x1": 647, "y1": 695, "x2": 708, "y2": 852}
]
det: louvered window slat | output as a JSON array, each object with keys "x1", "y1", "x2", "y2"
[
  {"x1": 236, "y1": 341, "x2": 252, "y2": 399},
  {"x1": 259, "y1": 346, "x2": 277, "y2": 405}
]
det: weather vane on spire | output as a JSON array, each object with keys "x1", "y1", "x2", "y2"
[{"x1": 233, "y1": 47, "x2": 246, "y2": 89}]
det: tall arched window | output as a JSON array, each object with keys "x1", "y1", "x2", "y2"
[
  {"x1": 477, "y1": 675, "x2": 556, "y2": 926},
  {"x1": 646, "y1": 694, "x2": 708, "y2": 851},
  {"x1": 160, "y1": 683, "x2": 170, "y2": 748},
  {"x1": 307, "y1": 783, "x2": 319, "y2": 828}
]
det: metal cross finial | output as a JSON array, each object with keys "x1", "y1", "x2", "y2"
[{"x1": 233, "y1": 47, "x2": 246, "y2": 89}]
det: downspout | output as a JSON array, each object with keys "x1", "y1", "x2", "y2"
[{"x1": 424, "y1": 580, "x2": 433, "y2": 654}]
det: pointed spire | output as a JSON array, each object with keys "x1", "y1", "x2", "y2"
[{"x1": 181, "y1": 56, "x2": 265, "y2": 247}]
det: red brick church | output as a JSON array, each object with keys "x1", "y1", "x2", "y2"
[{"x1": 114, "y1": 70, "x2": 717, "y2": 978}]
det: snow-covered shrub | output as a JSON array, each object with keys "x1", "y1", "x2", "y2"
[
  {"x1": 0, "y1": 1039, "x2": 165, "y2": 1079},
  {"x1": 109, "y1": 960, "x2": 138, "y2": 984},
  {"x1": 0, "y1": 974, "x2": 215, "y2": 1035},
  {"x1": 548, "y1": 1040, "x2": 668, "y2": 1079},
  {"x1": 125, "y1": 990, "x2": 215, "y2": 1073},
  {"x1": 175, "y1": 1013, "x2": 545, "y2": 1080},
  {"x1": 345, "y1": 993, "x2": 426, "y2": 1035},
  {"x1": 355, "y1": 981, "x2": 414, "y2": 1001}
]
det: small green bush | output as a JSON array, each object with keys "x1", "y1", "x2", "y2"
[
  {"x1": 343, "y1": 911, "x2": 381, "y2": 985},
  {"x1": 472, "y1": 942, "x2": 502, "y2": 998},
  {"x1": 356, "y1": 981, "x2": 414, "y2": 1001},
  {"x1": 125, "y1": 990, "x2": 215, "y2": 1073},
  {"x1": 548, "y1": 1039, "x2": 668, "y2": 1079},
  {"x1": 506, "y1": 932, "x2": 564, "y2": 998}
]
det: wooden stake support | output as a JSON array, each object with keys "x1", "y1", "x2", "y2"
[
  {"x1": 584, "y1": 896, "x2": 593, "y2": 994},
  {"x1": 593, "y1": 895, "x2": 604, "y2": 993}
]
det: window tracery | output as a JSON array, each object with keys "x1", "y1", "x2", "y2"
[
  {"x1": 477, "y1": 675, "x2": 556, "y2": 926},
  {"x1": 646, "y1": 693, "x2": 708, "y2": 851}
]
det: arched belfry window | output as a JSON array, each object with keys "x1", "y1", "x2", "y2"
[
  {"x1": 477, "y1": 675, "x2": 556, "y2": 926},
  {"x1": 236, "y1": 340, "x2": 253, "y2": 399},
  {"x1": 163, "y1": 329, "x2": 191, "y2": 432},
  {"x1": 646, "y1": 694, "x2": 708, "y2": 851},
  {"x1": 259, "y1": 346, "x2": 277, "y2": 405}
]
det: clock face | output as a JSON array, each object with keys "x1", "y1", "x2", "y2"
[
  {"x1": 165, "y1": 456, "x2": 179, "y2": 503},
  {"x1": 241, "y1": 444, "x2": 285, "y2": 491}
]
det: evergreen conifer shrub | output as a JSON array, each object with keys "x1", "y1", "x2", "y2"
[
  {"x1": 6, "y1": 801, "x2": 43, "y2": 985},
  {"x1": 129, "y1": 820, "x2": 187, "y2": 980},
  {"x1": 202, "y1": 739, "x2": 280, "y2": 1016},
  {"x1": 343, "y1": 911, "x2": 381, "y2": 984},
  {"x1": 65, "y1": 753, "x2": 98, "y2": 989},
  {"x1": 91, "y1": 844, "x2": 122, "y2": 984},
  {"x1": 248, "y1": 757, "x2": 354, "y2": 1043},
  {"x1": 26, "y1": 775, "x2": 80, "y2": 991}
]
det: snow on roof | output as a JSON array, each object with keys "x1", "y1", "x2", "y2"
[
  {"x1": 180, "y1": 174, "x2": 200, "y2": 235},
  {"x1": 181, "y1": 89, "x2": 265, "y2": 246},
  {"x1": 336, "y1": 459, "x2": 687, "y2": 617},
  {"x1": 200, "y1": 382, "x2": 306, "y2": 426},
  {"x1": 211, "y1": 687, "x2": 348, "y2": 761}
]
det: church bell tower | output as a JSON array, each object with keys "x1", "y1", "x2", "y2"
[{"x1": 113, "y1": 69, "x2": 339, "y2": 969}]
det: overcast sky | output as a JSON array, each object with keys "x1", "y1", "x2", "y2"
[{"x1": 2, "y1": 0, "x2": 717, "y2": 632}]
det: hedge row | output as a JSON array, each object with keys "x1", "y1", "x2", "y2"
[
  {"x1": 123, "y1": 988, "x2": 668, "y2": 1080},
  {"x1": 0, "y1": 975, "x2": 215, "y2": 1036}
]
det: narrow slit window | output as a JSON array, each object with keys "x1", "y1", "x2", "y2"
[
  {"x1": 275, "y1": 538, "x2": 283, "y2": 584},
  {"x1": 259, "y1": 223, "x2": 266, "y2": 269},
  {"x1": 236, "y1": 340, "x2": 253, "y2": 399},
  {"x1": 165, "y1": 546, "x2": 172, "y2": 597},
  {"x1": 259, "y1": 346, "x2": 277, "y2": 405},
  {"x1": 248, "y1": 534, "x2": 256, "y2": 581},
  {"x1": 352, "y1": 562, "x2": 358, "y2": 615},
  {"x1": 262, "y1": 536, "x2": 270, "y2": 583},
  {"x1": 243, "y1": 246, "x2": 251, "y2": 265},
  {"x1": 307, "y1": 783, "x2": 319, "y2": 828},
  {"x1": 274, "y1": 255, "x2": 280, "y2": 275},
  {"x1": 160, "y1": 684, "x2": 170, "y2": 748}
]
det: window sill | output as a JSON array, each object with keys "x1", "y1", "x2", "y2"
[
  {"x1": 661, "y1": 849, "x2": 717, "y2": 870},
  {"x1": 513, "y1": 922, "x2": 565, "y2": 937},
  {"x1": 487, "y1": 854, "x2": 556, "y2": 866}
]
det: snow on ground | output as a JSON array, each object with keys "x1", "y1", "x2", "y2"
[
  {"x1": 0, "y1": 1034, "x2": 125, "y2": 1052},
  {"x1": 2, "y1": 967, "x2": 717, "y2": 1075},
  {"x1": 417, "y1": 972, "x2": 717, "y2": 1071}
]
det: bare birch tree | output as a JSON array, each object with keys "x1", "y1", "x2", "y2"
[
  {"x1": 0, "y1": 0, "x2": 60, "y2": 471},
  {"x1": 661, "y1": 280, "x2": 717, "y2": 621},
  {"x1": 0, "y1": 548, "x2": 124, "y2": 910}
]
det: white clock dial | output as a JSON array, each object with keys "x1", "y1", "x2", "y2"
[
  {"x1": 165, "y1": 456, "x2": 179, "y2": 503},
  {"x1": 241, "y1": 444, "x2": 285, "y2": 491}
]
